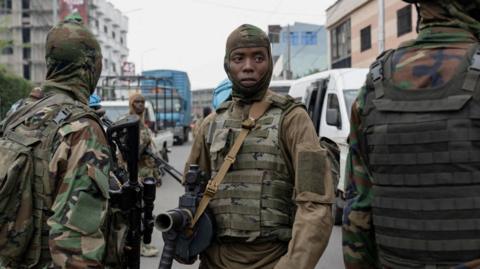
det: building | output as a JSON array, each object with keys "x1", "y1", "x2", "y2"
[
  {"x1": 326, "y1": 0, "x2": 418, "y2": 69},
  {"x1": 0, "y1": 0, "x2": 128, "y2": 85},
  {"x1": 192, "y1": 87, "x2": 213, "y2": 118},
  {"x1": 268, "y1": 22, "x2": 328, "y2": 80}
]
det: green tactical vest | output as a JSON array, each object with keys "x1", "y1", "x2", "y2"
[
  {"x1": 206, "y1": 93, "x2": 299, "y2": 242},
  {"x1": 0, "y1": 93, "x2": 101, "y2": 269},
  {"x1": 363, "y1": 45, "x2": 480, "y2": 268}
]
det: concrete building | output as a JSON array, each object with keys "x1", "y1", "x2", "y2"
[
  {"x1": 192, "y1": 88, "x2": 213, "y2": 118},
  {"x1": 268, "y1": 22, "x2": 328, "y2": 80},
  {"x1": 0, "y1": 0, "x2": 128, "y2": 85},
  {"x1": 326, "y1": 0, "x2": 418, "y2": 69}
]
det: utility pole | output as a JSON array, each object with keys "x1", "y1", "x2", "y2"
[
  {"x1": 53, "y1": 0, "x2": 58, "y2": 25},
  {"x1": 285, "y1": 24, "x2": 292, "y2": 80},
  {"x1": 378, "y1": 0, "x2": 385, "y2": 53}
]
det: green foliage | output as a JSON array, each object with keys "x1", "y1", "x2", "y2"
[{"x1": 0, "y1": 65, "x2": 31, "y2": 119}]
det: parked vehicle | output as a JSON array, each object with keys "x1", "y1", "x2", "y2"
[
  {"x1": 288, "y1": 68, "x2": 369, "y2": 225},
  {"x1": 101, "y1": 100, "x2": 174, "y2": 158},
  {"x1": 141, "y1": 70, "x2": 192, "y2": 145},
  {"x1": 269, "y1": 80, "x2": 293, "y2": 95}
]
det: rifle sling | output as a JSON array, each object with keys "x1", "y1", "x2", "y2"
[{"x1": 190, "y1": 97, "x2": 271, "y2": 228}]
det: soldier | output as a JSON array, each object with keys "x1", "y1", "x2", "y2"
[
  {"x1": 0, "y1": 14, "x2": 110, "y2": 268},
  {"x1": 192, "y1": 106, "x2": 212, "y2": 139},
  {"x1": 185, "y1": 24, "x2": 334, "y2": 269},
  {"x1": 122, "y1": 92, "x2": 162, "y2": 257},
  {"x1": 343, "y1": 1, "x2": 480, "y2": 268}
]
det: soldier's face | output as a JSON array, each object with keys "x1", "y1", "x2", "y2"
[
  {"x1": 228, "y1": 47, "x2": 269, "y2": 88},
  {"x1": 133, "y1": 98, "x2": 145, "y2": 115}
]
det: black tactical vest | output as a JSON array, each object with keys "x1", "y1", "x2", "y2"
[{"x1": 363, "y1": 45, "x2": 480, "y2": 268}]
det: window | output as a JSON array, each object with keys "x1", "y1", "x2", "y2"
[
  {"x1": 120, "y1": 37, "x2": 124, "y2": 45},
  {"x1": 397, "y1": 5, "x2": 412, "y2": 37},
  {"x1": 1, "y1": 40, "x2": 13, "y2": 55},
  {"x1": 104, "y1": 59, "x2": 109, "y2": 70},
  {"x1": 104, "y1": 25, "x2": 108, "y2": 34},
  {"x1": 327, "y1": 93, "x2": 341, "y2": 127},
  {"x1": 95, "y1": 19, "x2": 99, "y2": 28},
  {"x1": 22, "y1": 28, "x2": 30, "y2": 43},
  {"x1": 302, "y1": 31, "x2": 317, "y2": 45},
  {"x1": 0, "y1": 0, "x2": 12, "y2": 14},
  {"x1": 23, "y1": 64, "x2": 30, "y2": 80},
  {"x1": 22, "y1": 0, "x2": 29, "y2": 17},
  {"x1": 23, "y1": 47, "x2": 30, "y2": 59},
  {"x1": 112, "y1": 62, "x2": 116, "y2": 73},
  {"x1": 22, "y1": 0, "x2": 29, "y2": 9},
  {"x1": 282, "y1": 31, "x2": 299, "y2": 46},
  {"x1": 112, "y1": 31, "x2": 115, "y2": 39},
  {"x1": 330, "y1": 19, "x2": 351, "y2": 66},
  {"x1": 360, "y1": 26, "x2": 371, "y2": 52}
]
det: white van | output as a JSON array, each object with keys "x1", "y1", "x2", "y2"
[
  {"x1": 101, "y1": 100, "x2": 174, "y2": 158},
  {"x1": 288, "y1": 68, "x2": 369, "y2": 224}
]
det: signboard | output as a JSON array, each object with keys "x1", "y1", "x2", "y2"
[
  {"x1": 58, "y1": 0, "x2": 89, "y2": 24},
  {"x1": 122, "y1": 61, "x2": 136, "y2": 76}
]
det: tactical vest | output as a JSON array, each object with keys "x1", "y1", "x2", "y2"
[
  {"x1": 363, "y1": 46, "x2": 480, "y2": 268},
  {"x1": 0, "y1": 93, "x2": 101, "y2": 269},
  {"x1": 207, "y1": 93, "x2": 299, "y2": 242}
]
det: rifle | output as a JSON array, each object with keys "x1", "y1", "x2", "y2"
[
  {"x1": 155, "y1": 164, "x2": 214, "y2": 269},
  {"x1": 144, "y1": 148, "x2": 183, "y2": 184},
  {"x1": 107, "y1": 114, "x2": 153, "y2": 269}
]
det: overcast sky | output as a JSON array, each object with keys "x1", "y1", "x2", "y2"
[{"x1": 108, "y1": 0, "x2": 336, "y2": 90}]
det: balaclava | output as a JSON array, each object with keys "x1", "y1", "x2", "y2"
[
  {"x1": 224, "y1": 24, "x2": 273, "y2": 103},
  {"x1": 413, "y1": 0, "x2": 480, "y2": 38},
  {"x1": 42, "y1": 13, "x2": 102, "y2": 104},
  {"x1": 129, "y1": 92, "x2": 145, "y2": 121}
]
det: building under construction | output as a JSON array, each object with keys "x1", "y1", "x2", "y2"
[{"x1": 0, "y1": 0, "x2": 129, "y2": 85}]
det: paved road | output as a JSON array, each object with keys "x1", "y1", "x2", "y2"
[{"x1": 141, "y1": 141, "x2": 345, "y2": 269}]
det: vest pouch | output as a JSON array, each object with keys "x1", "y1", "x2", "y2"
[
  {"x1": 0, "y1": 137, "x2": 36, "y2": 263},
  {"x1": 209, "y1": 128, "x2": 230, "y2": 169}
]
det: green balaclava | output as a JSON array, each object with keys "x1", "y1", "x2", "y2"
[
  {"x1": 43, "y1": 13, "x2": 102, "y2": 104},
  {"x1": 412, "y1": 0, "x2": 480, "y2": 38},
  {"x1": 224, "y1": 24, "x2": 273, "y2": 103}
]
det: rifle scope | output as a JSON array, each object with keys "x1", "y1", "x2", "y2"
[{"x1": 155, "y1": 209, "x2": 192, "y2": 232}]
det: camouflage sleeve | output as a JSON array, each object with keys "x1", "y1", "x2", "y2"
[
  {"x1": 47, "y1": 118, "x2": 111, "y2": 268},
  {"x1": 138, "y1": 126, "x2": 159, "y2": 180},
  {"x1": 342, "y1": 86, "x2": 379, "y2": 269}
]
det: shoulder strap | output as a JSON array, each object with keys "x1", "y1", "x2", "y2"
[
  {"x1": 369, "y1": 49, "x2": 395, "y2": 99},
  {"x1": 190, "y1": 97, "x2": 271, "y2": 228},
  {"x1": 462, "y1": 46, "x2": 480, "y2": 97}
]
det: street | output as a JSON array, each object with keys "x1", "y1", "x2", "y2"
[{"x1": 141, "y1": 140, "x2": 345, "y2": 269}]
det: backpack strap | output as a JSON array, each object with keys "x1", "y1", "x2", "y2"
[{"x1": 190, "y1": 96, "x2": 272, "y2": 228}]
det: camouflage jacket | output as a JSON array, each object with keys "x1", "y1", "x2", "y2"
[
  {"x1": 44, "y1": 99, "x2": 111, "y2": 268},
  {"x1": 342, "y1": 26, "x2": 479, "y2": 268}
]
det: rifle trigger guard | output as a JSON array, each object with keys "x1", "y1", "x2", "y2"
[{"x1": 204, "y1": 180, "x2": 218, "y2": 198}]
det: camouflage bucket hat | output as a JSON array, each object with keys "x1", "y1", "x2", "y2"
[{"x1": 224, "y1": 24, "x2": 273, "y2": 102}]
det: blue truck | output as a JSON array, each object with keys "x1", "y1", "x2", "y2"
[{"x1": 141, "y1": 69, "x2": 192, "y2": 145}]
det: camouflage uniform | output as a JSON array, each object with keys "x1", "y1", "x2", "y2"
[
  {"x1": 343, "y1": 1, "x2": 480, "y2": 268},
  {"x1": 186, "y1": 24, "x2": 334, "y2": 269},
  {"x1": 0, "y1": 14, "x2": 110, "y2": 268},
  {"x1": 121, "y1": 93, "x2": 161, "y2": 183}
]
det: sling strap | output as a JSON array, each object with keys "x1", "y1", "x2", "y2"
[{"x1": 190, "y1": 97, "x2": 271, "y2": 228}]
